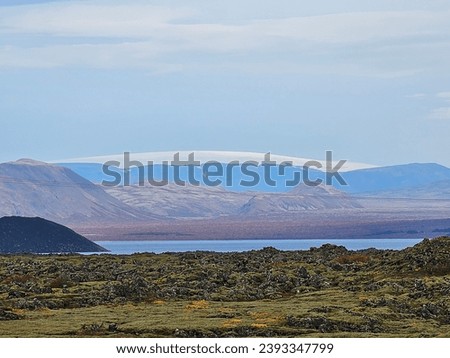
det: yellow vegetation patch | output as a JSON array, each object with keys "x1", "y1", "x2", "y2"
[
  {"x1": 222, "y1": 318, "x2": 242, "y2": 328},
  {"x1": 218, "y1": 307, "x2": 233, "y2": 313},
  {"x1": 185, "y1": 300, "x2": 209, "y2": 310},
  {"x1": 250, "y1": 311, "x2": 272, "y2": 320},
  {"x1": 11, "y1": 308, "x2": 26, "y2": 315},
  {"x1": 335, "y1": 254, "x2": 370, "y2": 264},
  {"x1": 250, "y1": 311, "x2": 282, "y2": 326}
]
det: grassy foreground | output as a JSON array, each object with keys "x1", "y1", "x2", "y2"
[{"x1": 1, "y1": 237, "x2": 450, "y2": 337}]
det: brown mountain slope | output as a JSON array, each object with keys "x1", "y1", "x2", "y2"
[{"x1": 0, "y1": 159, "x2": 150, "y2": 224}]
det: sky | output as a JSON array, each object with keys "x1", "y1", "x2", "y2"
[{"x1": 1, "y1": 0, "x2": 450, "y2": 167}]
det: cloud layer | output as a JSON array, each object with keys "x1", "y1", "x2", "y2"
[{"x1": 1, "y1": 1, "x2": 450, "y2": 76}]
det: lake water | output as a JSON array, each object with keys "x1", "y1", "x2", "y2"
[{"x1": 93, "y1": 238, "x2": 423, "y2": 255}]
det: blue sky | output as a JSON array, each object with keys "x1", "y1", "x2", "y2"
[{"x1": 1, "y1": 0, "x2": 450, "y2": 166}]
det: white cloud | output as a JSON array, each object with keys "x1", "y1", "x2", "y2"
[
  {"x1": 428, "y1": 107, "x2": 450, "y2": 120},
  {"x1": 424, "y1": 92, "x2": 450, "y2": 120},
  {"x1": 2, "y1": 4, "x2": 449, "y2": 44},
  {"x1": 405, "y1": 93, "x2": 427, "y2": 99},
  {"x1": 250, "y1": 11, "x2": 448, "y2": 44},
  {"x1": 0, "y1": 3, "x2": 192, "y2": 37},
  {"x1": 0, "y1": 42, "x2": 187, "y2": 72},
  {"x1": 437, "y1": 92, "x2": 450, "y2": 102},
  {"x1": 0, "y1": 1, "x2": 450, "y2": 75}
]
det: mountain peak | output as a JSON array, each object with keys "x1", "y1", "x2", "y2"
[{"x1": 10, "y1": 158, "x2": 51, "y2": 166}]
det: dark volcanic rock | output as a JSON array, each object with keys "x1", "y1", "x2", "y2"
[
  {"x1": 0, "y1": 308, "x2": 21, "y2": 321},
  {"x1": 0, "y1": 216, "x2": 108, "y2": 253},
  {"x1": 389, "y1": 237, "x2": 450, "y2": 275}
]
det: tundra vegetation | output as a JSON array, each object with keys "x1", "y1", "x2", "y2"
[{"x1": 1, "y1": 237, "x2": 450, "y2": 337}]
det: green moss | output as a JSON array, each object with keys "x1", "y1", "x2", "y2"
[{"x1": 1, "y1": 238, "x2": 450, "y2": 337}]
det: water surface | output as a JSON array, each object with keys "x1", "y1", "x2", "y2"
[{"x1": 93, "y1": 238, "x2": 423, "y2": 255}]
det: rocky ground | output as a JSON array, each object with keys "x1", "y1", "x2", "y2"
[{"x1": 0, "y1": 237, "x2": 450, "y2": 337}]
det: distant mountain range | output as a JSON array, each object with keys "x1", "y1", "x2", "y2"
[
  {"x1": 1, "y1": 155, "x2": 450, "y2": 241},
  {"x1": 57, "y1": 151, "x2": 374, "y2": 193},
  {"x1": 105, "y1": 182, "x2": 360, "y2": 218},
  {"x1": 0, "y1": 158, "x2": 360, "y2": 222},
  {"x1": 357, "y1": 179, "x2": 450, "y2": 199},
  {"x1": 237, "y1": 185, "x2": 362, "y2": 215},
  {"x1": 337, "y1": 163, "x2": 450, "y2": 194},
  {"x1": 58, "y1": 154, "x2": 450, "y2": 198}
]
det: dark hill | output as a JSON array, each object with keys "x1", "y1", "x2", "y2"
[{"x1": 0, "y1": 216, "x2": 108, "y2": 253}]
